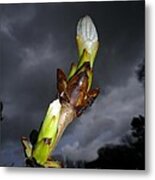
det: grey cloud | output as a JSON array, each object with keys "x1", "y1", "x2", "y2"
[
  {"x1": 0, "y1": 1, "x2": 144, "y2": 165},
  {"x1": 1, "y1": 34, "x2": 68, "y2": 141},
  {"x1": 59, "y1": 72, "x2": 144, "y2": 161},
  {"x1": 0, "y1": 4, "x2": 36, "y2": 39},
  {"x1": 0, "y1": 141, "x2": 24, "y2": 166}
]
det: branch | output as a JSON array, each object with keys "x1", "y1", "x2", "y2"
[{"x1": 21, "y1": 15, "x2": 100, "y2": 168}]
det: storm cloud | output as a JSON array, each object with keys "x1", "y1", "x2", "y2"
[{"x1": 0, "y1": 1, "x2": 144, "y2": 166}]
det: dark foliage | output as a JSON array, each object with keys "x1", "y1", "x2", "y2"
[
  {"x1": 65, "y1": 115, "x2": 145, "y2": 170},
  {"x1": 85, "y1": 115, "x2": 145, "y2": 170},
  {"x1": 0, "y1": 101, "x2": 4, "y2": 121},
  {"x1": 136, "y1": 59, "x2": 145, "y2": 85}
]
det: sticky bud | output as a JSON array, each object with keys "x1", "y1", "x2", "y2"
[{"x1": 76, "y1": 15, "x2": 99, "y2": 68}]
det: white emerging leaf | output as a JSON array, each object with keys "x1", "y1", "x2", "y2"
[
  {"x1": 77, "y1": 15, "x2": 98, "y2": 52},
  {"x1": 48, "y1": 99, "x2": 61, "y2": 117}
]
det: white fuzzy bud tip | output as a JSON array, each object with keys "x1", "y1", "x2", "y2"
[{"x1": 77, "y1": 15, "x2": 98, "y2": 45}]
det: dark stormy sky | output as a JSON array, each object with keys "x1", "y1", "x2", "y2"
[{"x1": 0, "y1": 1, "x2": 144, "y2": 166}]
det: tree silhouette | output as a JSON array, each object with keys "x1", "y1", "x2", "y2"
[
  {"x1": 0, "y1": 101, "x2": 4, "y2": 121},
  {"x1": 84, "y1": 115, "x2": 145, "y2": 169},
  {"x1": 64, "y1": 115, "x2": 145, "y2": 170},
  {"x1": 136, "y1": 59, "x2": 145, "y2": 85}
]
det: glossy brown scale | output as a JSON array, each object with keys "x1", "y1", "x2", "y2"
[
  {"x1": 67, "y1": 71, "x2": 88, "y2": 107},
  {"x1": 57, "y1": 63, "x2": 99, "y2": 117},
  {"x1": 75, "y1": 87, "x2": 100, "y2": 116},
  {"x1": 57, "y1": 69, "x2": 67, "y2": 96}
]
